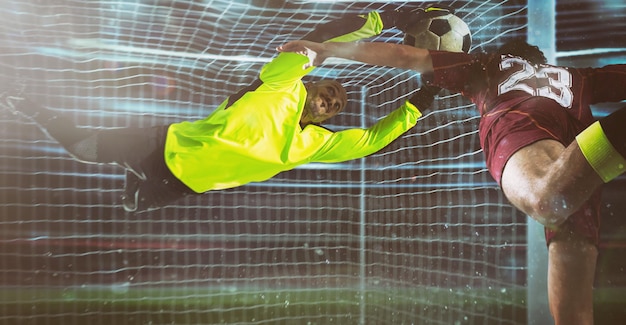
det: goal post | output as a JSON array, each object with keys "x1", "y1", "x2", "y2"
[{"x1": 525, "y1": 0, "x2": 554, "y2": 324}]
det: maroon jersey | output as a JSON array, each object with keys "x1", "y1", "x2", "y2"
[
  {"x1": 427, "y1": 50, "x2": 626, "y2": 117},
  {"x1": 425, "y1": 50, "x2": 626, "y2": 245},
  {"x1": 426, "y1": 50, "x2": 626, "y2": 182}
]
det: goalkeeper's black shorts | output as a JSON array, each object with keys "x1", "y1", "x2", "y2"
[{"x1": 97, "y1": 125, "x2": 194, "y2": 212}]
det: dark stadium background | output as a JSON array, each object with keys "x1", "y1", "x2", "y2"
[{"x1": 0, "y1": 0, "x2": 625, "y2": 324}]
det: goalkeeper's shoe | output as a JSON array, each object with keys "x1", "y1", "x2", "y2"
[
  {"x1": 121, "y1": 168, "x2": 186, "y2": 213},
  {"x1": 121, "y1": 169, "x2": 143, "y2": 213},
  {"x1": 121, "y1": 169, "x2": 163, "y2": 213},
  {"x1": 0, "y1": 79, "x2": 26, "y2": 115}
]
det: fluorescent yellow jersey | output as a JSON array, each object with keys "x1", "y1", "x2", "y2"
[{"x1": 164, "y1": 11, "x2": 422, "y2": 193}]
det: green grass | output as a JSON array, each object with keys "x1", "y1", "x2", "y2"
[
  {"x1": 0, "y1": 286, "x2": 624, "y2": 324},
  {"x1": 0, "y1": 285, "x2": 526, "y2": 324}
]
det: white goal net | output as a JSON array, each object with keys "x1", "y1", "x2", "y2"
[{"x1": 1, "y1": 1, "x2": 532, "y2": 324}]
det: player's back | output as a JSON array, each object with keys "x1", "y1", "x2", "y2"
[{"x1": 428, "y1": 50, "x2": 594, "y2": 123}]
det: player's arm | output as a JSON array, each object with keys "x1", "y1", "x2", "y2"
[
  {"x1": 311, "y1": 87, "x2": 436, "y2": 163},
  {"x1": 575, "y1": 64, "x2": 626, "y2": 183},
  {"x1": 588, "y1": 64, "x2": 626, "y2": 104},
  {"x1": 277, "y1": 40, "x2": 434, "y2": 75}
]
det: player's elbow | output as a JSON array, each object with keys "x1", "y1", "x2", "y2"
[
  {"x1": 391, "y1": 45, "x2": 430, "y2": 72},
  {"x1": 399, "y1": 45, "x2": 432, "y2": 73}
]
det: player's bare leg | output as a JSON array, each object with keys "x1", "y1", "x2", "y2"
[
  {"x1": 500, "y1": 139, "x2": 602, "y2": 325},
  {"x1": 500, "y1": 139, "x2": 603, "y2": 228},
  {"x1": 504, "y1": 108, "x2": 626, "y2": 221},
  {"x1": 547, "y1": 233, "x2": 597, "y2": 325}
]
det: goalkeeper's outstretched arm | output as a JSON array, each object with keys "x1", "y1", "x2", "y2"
[
  {"x1": 302, "y1": 7, "x2": 431, "y2": 43},
  {"x1": 226, "y1": 8, "x2": 423, "y2": 108},
  {"x1": 310, "y1": 85, "x2": 436, "y2": 163}
]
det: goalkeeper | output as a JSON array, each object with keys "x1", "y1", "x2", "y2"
[
  {"x1": 1, "y1": 9, "x2": 435, "y2": 213},
  {"x1": 278, "y1": 33, "x2": 626, "y2": 325}
]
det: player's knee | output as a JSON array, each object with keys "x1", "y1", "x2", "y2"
[
  {"x1": 522, "y1": 189, "x2": 576, "y2": 227},
  {"x1": 67, "y1": 140, "x2": 98, "y2": 162}
]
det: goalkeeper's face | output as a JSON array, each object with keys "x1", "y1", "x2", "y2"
[{"x1": 302, "y1": 80, "x2": 347, "y2": 125}]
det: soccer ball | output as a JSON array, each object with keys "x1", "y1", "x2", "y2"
[{"x1": 403, "y1": 10, "x2": 472, "y2": 53}]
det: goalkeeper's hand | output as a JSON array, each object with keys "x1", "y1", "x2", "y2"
[
  {"x1": 277, "y1": 40, "x2": 329, "y2": 68},
  {"x1": 407, "y1": 85, "x2": 441, "y2": 111}
]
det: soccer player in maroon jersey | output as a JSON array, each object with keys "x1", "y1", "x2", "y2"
[{"x1": 278, "y1": 39, "x2": 626, "y2": 324}]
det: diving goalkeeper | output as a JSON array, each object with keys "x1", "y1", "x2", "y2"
[{"x1": 1, "y1": 9, "x2": 435, "y2": 213}]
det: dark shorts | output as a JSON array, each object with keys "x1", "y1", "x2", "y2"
[
  {"x1": 479, "y1": 99, "x2": 601, "y2": 246},
  {"x1": 97, "y1": 125, "x2": 194, "y2": 212}
]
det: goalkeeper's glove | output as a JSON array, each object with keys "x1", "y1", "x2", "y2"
[
  {"x1": 379, "y1": 5, "x2": 455, "y2": 32},
  {"x1": 408, "y1": 85, "x2": 441, "y2": 111}
]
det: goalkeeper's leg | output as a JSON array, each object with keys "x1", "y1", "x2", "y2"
[
  {"x1": 0, "y1": 84, "x2": 153, "y2": 174},
  {"x1": 1, "y1": 86, "x2": 193, "y2": 212},
  {"x1": 0, "y1": 88, "x2": 108, "y2": 164},
  {"x1": 58, "y1": 124, "x2": 194, "y2": 212},
  {"x1": 113, "y1": 126, "x2": 194, "y2": 213}
]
